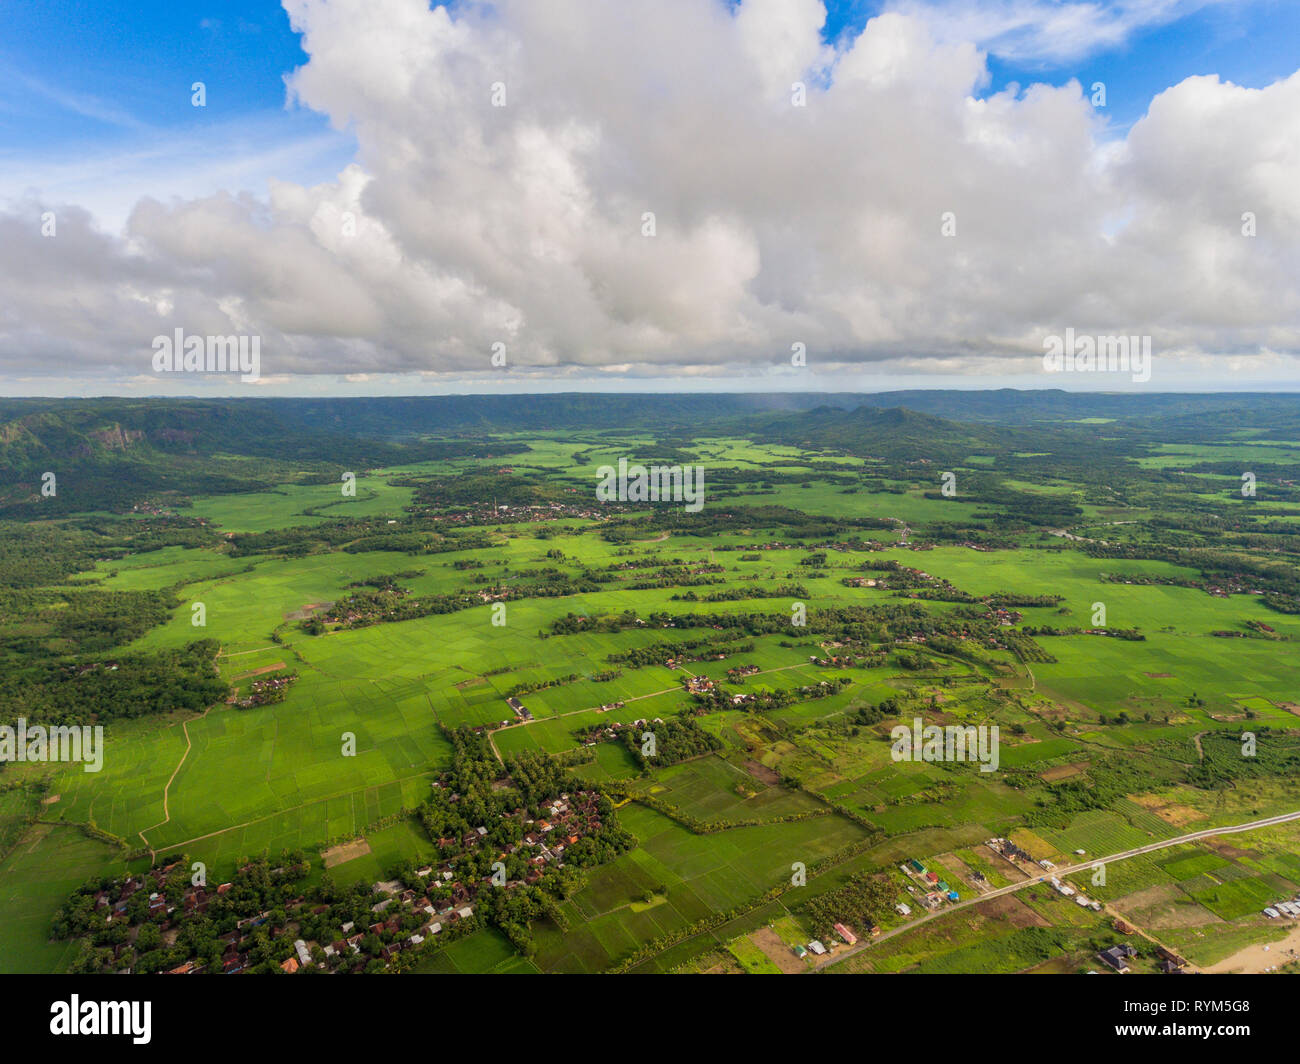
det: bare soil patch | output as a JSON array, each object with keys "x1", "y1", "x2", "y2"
[
  {"x1": 232, "y1": 661, "x2": 287, "y2": 680},
  {"x1": 322, "y1": 839, "x2": 372, "y2": 868},
  {"x1": 284, "y1": 602, "x2": 332, "y2": 621},
  {"x1": 41, "y1": 794, "x2": 60, "y2": 805},
  {"x1": 751, "y1": 927, "x2": 807, "y2": 973},
  {"x1": 1127, "y1": 794, "x2": 1208, "y2": 828},
  {"x1": 933, "y1": 852, "x2": 978, "y2": 890},
  {"x1": 742, "y1": 760, "x2": 781, "y2": 786},
  {"x1": 1123, "y1": 883, "x2": 1220, "y2": 930},
  {"x1": 455, "y1": 676, "x2": 488, "y2": 690},
  {"x1": 975, "y1": 893, "x2": 1049, "y2": 929},
  {"x1": 983, "y1": 843, "x2": 1031, "y2": 882},
  {"x1": 1027, "y1": 700, "x2": 1069, "y2": 724},
  {"x1": 1156, "y1": 804, "x2": 1208, "y2": 828},
  {"x1": 1204, "y1": 838, "x2": 1258, "y2": 861},
  {"x1": 1201, "y1": 923, "x2": 1300, "y2": 973},
  {"x1": 1040, "y1": 760, "x2": 1089, "y2": 782}
]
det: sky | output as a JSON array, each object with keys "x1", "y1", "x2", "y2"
[{"x1": 0, "y1": 0, "x2": 1297, "y2": 396}]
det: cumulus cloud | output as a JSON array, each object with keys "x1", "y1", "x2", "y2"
[{"x1": 0, "y1": 0, "x2": 1297, "y2": 389}]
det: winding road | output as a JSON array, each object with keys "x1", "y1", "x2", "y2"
[{"x1": 815, "y1": 808, "x2": 1300, "y2": 971}]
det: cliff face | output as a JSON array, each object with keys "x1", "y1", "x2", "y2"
[
  {"x1": 0, "y1": 414, "x2": 151, "y2": 477},
  {"x1": 88, "y1": 425, "x2": 145, "y2": 451}
]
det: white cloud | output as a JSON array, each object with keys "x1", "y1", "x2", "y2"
[
  {"x1": 885, "y1": 0, "x2": 1242, "y2": 65},
  {"x1": 0, "y1": 0, "x2": 1297, "y2": 391},
  {"x1": 0, "y1": 117, "x2": 352, "y2": 233}
]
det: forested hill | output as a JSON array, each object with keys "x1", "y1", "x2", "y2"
[
  {"x1": 0, "y1": 401, "x2": 520, "y2": 515},
  {"x1": 836, "y1": 390, "x2": 1300, "y2": 426},
  {"x1": 735, "y1": 405, "x2": 1049, "y2": 462},
  {"x1": 4, "y1": 390, "x2": 1298, "y2": 442},
  {"x1": 2, "y1": 391, "x2": 1298, "y2": 514}
]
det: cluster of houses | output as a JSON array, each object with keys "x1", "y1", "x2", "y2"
[
  {"x1": 684, "y1": 675, "x2": 715, "y2": 694},
  {"x1": 93, "y1": 860, "x2": 190, "y2": 942},
  {"x1": 505, "y1": 697, "x2": 534, "y2": 722},
  {"x1": 316, "y1": 793, "x2": 605, "y2": 971},
  {"x1": 233, "y1": 672, "x2": 297, "y2": 708},
  {"x1": 1046, "y1": 876, "x2": 1102, "y2": 912},
  {"x1": 811, "y1": 539, "x2": 888, "y2": 554},
  {"x1": 1096, "y1": 943, "x2": 1186, "y2": 975},
  {"x1": 987, "y1": 837, "x2": 1036, "y2": 869},
  {"x1": 210, "y1": 873, "x2": 482, "y2": 974},
  {"x1": 435, "y1": 790, "x2": 603, "y2": 869},
  {"x1": 344, "y1": 876, "x2": 478, "y2": 965},
  {"x1": 1263, "y1": 896, "x2": 1300, "y2": 919},
  {"x1": 90, "y1": 861, "x2": 366, "y2": 976},
  {"x1": 1097, "y1": 944, "x2": 1138, "y2": 973},
  {"x1": 726, "y1": 664, "x2": 761, "y2": 680},
  {"x1": 808, "y1": 651, "x2": 879, "y2": 668},
  {"x1": 793, "y1": 922, "x2": 872, "y2": 961},
  {"x1": 323, "y1": 603, "x2": 378, "y2": 626},
  {"x1": 987, "y1": 839, "x2": 1105, "y2": 912},
  {"x1": 844, "y1": 564, "x2": 964, "y2": 597},
  {"x1": 580, "y1": 717, "x2": 660, "y2": 746},
  {"x1": 129, "y1": 501, "x2": 174, "y2": 516},
  {"x1": 1202, "y1": 578, "x2": 1258, "y2": 598},
  {"x1": 664, "y1": 647, "x2": 732, "y2": 669},
  {"x1": 507, "y1": 792, "x2": 604, "y2": 870},
  {"x1": 97, "y1": 864, "x2": 248, "y2": 935},
  {"x1": 1107, "y1": 922, "x2": 1188, "y2": 973},
  {"x1": 434, "y1": 501, "x2": 609, "y2": 526},
  {"x1": 220, "y1": 883, "x2": 465, "y2": 974},
  {"x1": 901, "y1": 859, "x2": 961, "y2": 907},
  {"x1": 93, "y1": 862, "x2": 458, "y2": 975},
  {"x1": 75, "y1": 661, "x2": 120, "y2": 676},
  {"x1": 226, "y1": 793, "x2": 605, "y2": 974}
]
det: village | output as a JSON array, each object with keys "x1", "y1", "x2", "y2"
[
  {"x1": 431, "y1": 500, "x2": 612, "y2": 527},
  {"x1": 61, "y1": 783, "x2": 610, "y2": 975},
  {"x1": 230, "y1": 671, "x2": 297, "y2": 709}
]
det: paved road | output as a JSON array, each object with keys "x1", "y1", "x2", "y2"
[{"x1": 814, "y1": 808, "x2": 1300, "y2": 971}]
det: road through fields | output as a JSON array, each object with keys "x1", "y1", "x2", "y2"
[{"x1": 815, "y1": 808, "x2": 1300, "y2": 971}]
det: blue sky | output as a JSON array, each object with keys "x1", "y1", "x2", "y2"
[
  {"x1": 3, "y1": 0, "x2": 1296, "y2": 225},
  {"x1": 0, "y1": 1, "x2": 1297, "y2": 394},
  {"x1": 0, "y1": 1, "x2": 354, "y2": 226},
  {"x1": 1, "y1": 1, "x2": 313, "y2": 142}
]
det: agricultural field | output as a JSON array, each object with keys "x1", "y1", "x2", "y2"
[{"x1": 2, "y1": 393, "x2": 1299, "y2": 976}]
